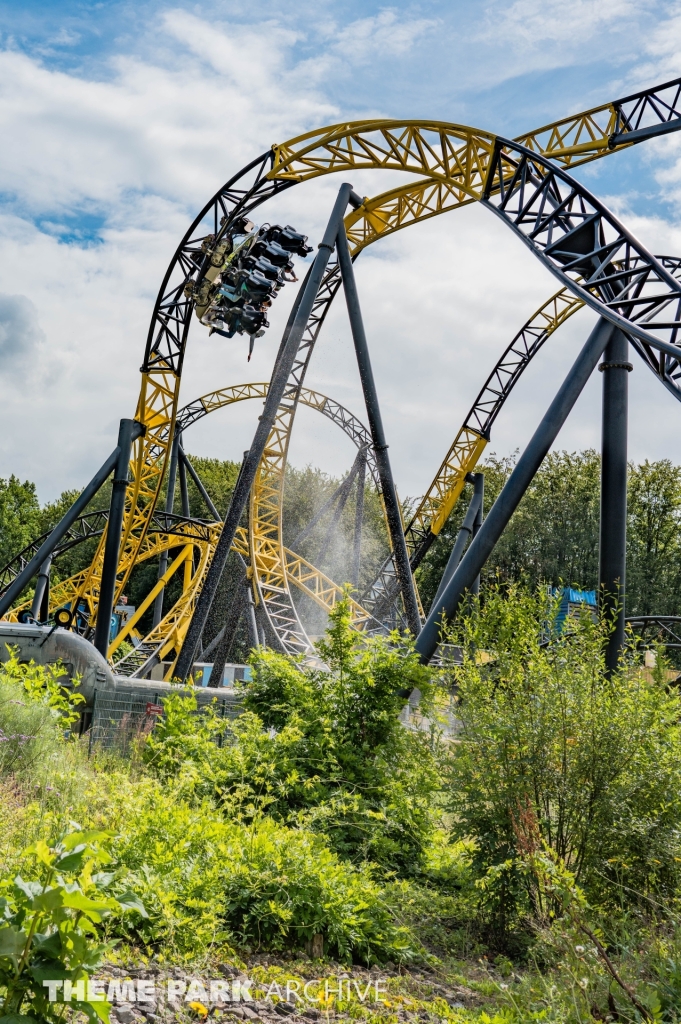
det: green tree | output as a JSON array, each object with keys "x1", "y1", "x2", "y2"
[
  {"x1": 418, "y1": 451, "x2": 681, "y2": 620},
  {"x1": 444, "y1": 585, "x2": 681, "y2": 934},
  {"x1": 627, "y1": 458, "x2": 681, "y2": 615},
  {"x1": 419, "y1": 450, "x2": 601, "y2": 605},
  {"x1": 179, "y1": 453, "x2": 240, "y2": 520},
  {"x1": 0, "y1": 476, "x2": 41, "y2": 566}
]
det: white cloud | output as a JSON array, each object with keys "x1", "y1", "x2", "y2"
[
  {"x1": 483, "y1": 0, "x2": 643, "y2": 47},
  {"x1": 1, "y1": 0, "x2": 681, "y2": 516},
  {"x1": 0, "y1": 293, "x2": 45, "y2": 369},
  {"x1": 0, "y1": 10, "x2": 336, "y2": 217},
  {"x1": 330, "y1": 9, "x2": 436, "y2": 63},
  {"x1": 630, "y1": 2, "x2": 681, "y2": 82}
]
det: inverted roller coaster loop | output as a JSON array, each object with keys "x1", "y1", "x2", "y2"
[{"x1": 27, "y1": 77, "x2": 681, "y2": 662}]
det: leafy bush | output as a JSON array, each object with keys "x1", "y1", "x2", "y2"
[
  {"x1": 111, "y1": 787, "x2": 416, "y2": 964},
  {"x1": 0, "y1": 650, "x2": 85, "y2": 793},
  {"x1": 144, "y1": 598, "x2": 445, "y2": 875},
  {"x1": 0, "y1": 828, "x2": 143, "y2": 1024},
  {"x1": 445, "y1": 585, "x2": 681, "y2": 935}
]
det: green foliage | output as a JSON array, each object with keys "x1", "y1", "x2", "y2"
[
  {"x1": 627, "y1": 458, "x2": 681, "y2": 615},
  {"x1": 110, "y1": 641, "x2": 133, "y2": 665},
  {"x1": 180, "y1": 454, "x2": 239, "y2": 520},
  {"x1": 0, "y1": 828, "x2": 142, "y2": 1024},
  {"x1": 444, "y1": 586, "x2": 681, "y2": 934},
  {"x1": 144, "y1": 598, "x2": 444, "y2": 876},
  {"x1": 418, "y1": 450, "x2": 681, "y2": 622},
  {"x1": 113, "y1": 791, "x2": 415, "y2": 964},
  {"x1": 0, "y1": 477, "x2": 41, "y2": 569},
  {"x1": 0, "y1": 651, "x2": 85, "y2": 783}
]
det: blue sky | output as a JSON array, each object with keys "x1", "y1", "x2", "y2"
[{"x1": 2, "y1": 0, "x2": 681, "y2": 501}]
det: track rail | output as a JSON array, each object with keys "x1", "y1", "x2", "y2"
[{"x1": 26, "y1": 77, "x2": 681, "y2": 659}]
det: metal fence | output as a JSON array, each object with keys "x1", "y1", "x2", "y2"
[{"x1": 87, "y1": 688, "x2": 240, "y2": 754}]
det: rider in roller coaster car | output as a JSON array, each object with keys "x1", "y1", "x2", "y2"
[{"x1": 185, "y1": 218, "x2": 312, "y2": 360}]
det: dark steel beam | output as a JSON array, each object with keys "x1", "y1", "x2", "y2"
[
  {"x1": 611, "y1": 117, "x2": 681, "y2": 147},
  {"x1": 209, "y1": 584, "x2": 247, "y2": 687},
  {"x1": 470, "y1": 472, "x2": 485, "y2": 598},
  {"x1": 30, "y1": 556, "x2": 52, "y2": 622},
  {"x1": 336, "y1": 222, "x2": 421, "y2": 635},
  {"x1": 429, "y1": 476, "x2": 483, "y2": 616},
  {"x1": 599, "y1": 329, "x2": 631, "y2": 673},
  {"x1": 94, "y1": 419, "x2": 140, "y2": 658},
  {"x1": 0, "y1": 423, "x2": 143, "y2": 620},
  {"x1": 152, "y1": 430, "x2": 181, "y2": 629},
  {"x1": 175, "y1": 183, "x2": 354, "y2": 682},
  {"x1": 291, "y1": 452, "x2": 362, "y2": 550},
  {"x1": 246, "y1": 586, "x2": 259, "y2": 649},
  {"x1": 178, "y1": 439, "x2": 190, "y2": 519},
  {"x1": 180, "y1": 448, "x2": 221, "y2": 521},
  {"x1": 415, "y1": 318, "x2": 615, "y2": 663},
  {"x1": 317, "y1": 451, "x2": 364, "y2": 566},
  {"x1": 352, "y1": 452, "x2": 366, "y2": 588}
]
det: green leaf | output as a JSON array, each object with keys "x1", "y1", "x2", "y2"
[
  {"x1": 91, "y1": 873, "x2": 115, "y2": 888},
  {"x1": 115, "y1": 891, "x2": 148, "y2": 918},
  {"x1": 61, "y1": 831, "x2": 112, "y2": 852},
  {"x1": 0, "y1": 924, "x2": 27, "y2": 958},
  {"x1": 13, "y1": 878, "x2": 41, "y2": 901},
  {"x1": 26, "y1": 840, "x2": 53, "y2": 868},
  {"x1": 60, "y1": 892, "x2": 118, "y2": 915},
  {"x1": 29, "y1": 960, "x2": 72, "y2": 983},
  {"x1": 91, "y1": 1000, "x2": 112, "y2": 1024},
  {"x1": 0, "y1": 1015, "x2": 39, "y2": 1024},
  {"x1": 33, "y1": 888, "x2": 64, "y2": 912},
  {"x1": 72, "y1": 1000, "x2": 112, "y2": 1024},
  {"x1": 55, "y1": 850, "x2": 87, "y2": 872},
  {"x1": 33, "y1": 931, "x2": 62, "y2": 958}
]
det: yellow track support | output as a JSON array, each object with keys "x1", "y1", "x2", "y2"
[
  {"x1": 406, "y1": 288, "x2": 586, "y2": 546},
  {"x1": 283, "y1": 549, "x2": 375, "y2": 628},
  {"x1": 30, "y1": 90, "x2": 657, "y2": 656},
  {"x1": 56, "y1": 364, "x2": 180, "y2": 625}
]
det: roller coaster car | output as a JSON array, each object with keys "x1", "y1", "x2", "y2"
[
  {"x1": 263, "y1": 224, "x2": 313, "y2": 257},
  {"x1": 189, "y1": 222, "x2": 311, "y2": 351}
]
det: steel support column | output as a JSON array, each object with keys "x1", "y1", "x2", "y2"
[
  {"x1": 415, "y1": 318, "x2": 616, "y2": 663},
  {"x1": 599, "y1": 329, "x2": 631, "y2": 673},
  {"x1": 175, "y1": 183, "x2": 354, "y2": 682},
  {"x1": 470, "y1": 472, "x2": 485, "y2": 598},
  {"x1": 317, "y1": 451, "x2": 364, "y2": 567},
  {"x1": 0, "y1": 424, "x2": 144, "y2": 620},
  {"x1": 430, "y1": 474, "x2": 483, "y2": 616},
  {"x1": 336, "y1": 222, "x2": 421, "y2": 635},
  {"x1": 181, "y1": 450, "x2": 221, "y2": 520},
  {"x1": 292, "y1": 452, "x2": 363, "y2": 551},
  {"x1": 178, "y1": 438, "x2": 190, "y2": 518},
  {"x1": 30, "y1": 556, "x2": 52, "y2": 622},
  {"x1": 152, "y1": 429, "x2": 181, "y2": 629},
  {"x1": 94, "y1": 419, "x2": 138, "y2": 658},
  {"x1": 352, "y1": 452, "x2": 366, "y2": 588},
  {"x1": 209, "y1": 586, "x2": 246, "y2": 686},
  {"x1": 246, "y1": 586, "x2": 259, "y2": 649}
]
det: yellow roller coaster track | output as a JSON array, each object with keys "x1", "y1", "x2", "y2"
[
  {"x1": 109, "y1": 385, "x2": 379, "y2": 677},
  {"x1": 28, "y1": 78, "x2": 680, "y2": 661}
]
